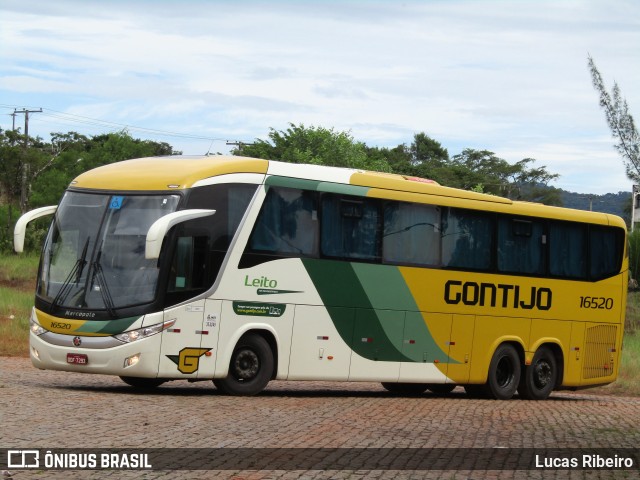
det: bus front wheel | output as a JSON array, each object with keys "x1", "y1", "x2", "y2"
[
  {"x1": 214, "y1": 333, "x2": 274, "y2": 396},
  {"x1": 518, "y1": 346, "x2": 557, "y2": 400},
  {"x1": 485, "y1": 344, "x2": 521, "y2": 400}
]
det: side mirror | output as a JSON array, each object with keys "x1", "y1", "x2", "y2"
[
  {"x1": 145, "y1": 209, "x2": 216, "y2": 260},
  {"x1": 14, "y1": 205, "x2": 58, "y2": 253}
]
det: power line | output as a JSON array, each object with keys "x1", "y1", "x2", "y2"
[{"x1": 0, "y1": 104, "x2": 228, "y2": 143}]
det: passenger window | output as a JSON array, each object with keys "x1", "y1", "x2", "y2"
[
  {"x1": 383, "y1": 201, "x2": 441, "y2": 266},
  {"x1": 248, "y1": 187, "x2": 319, "y2": 256},
  {"x1": 321, "y1": 194, "x2": 381, "y2": 261},
  {"x1": 498, "y1": 218, "x2": 546, "y2": 275},
  {"x1": 549, "y1": 222, "x2": 586, "y2": 279},
  {"x1": 590, "y1": 226, "x2": 623, "y2": 280},
  {"x1": 441, "y1": 208, "x2": 493, "y2": 270}
]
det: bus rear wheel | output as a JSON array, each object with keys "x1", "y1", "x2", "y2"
[
  {"x1": 485, "y1": 344, "x2": 521, "y2": 400},
  {"x1": 214, "y1": 333, "x2": 274, "y2": 396},
  {"x1": 518, "y1": 346, "x2": 557, "y2": 400},
  {"x1": 119, "y1": 376, "x2": 165, "y2": 389},
  {"x1": 381, "y1": 382, "x2": 428, "y2": 395}
]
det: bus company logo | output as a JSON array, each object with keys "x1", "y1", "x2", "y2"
[
  {"x1": 73, "y1": 336, "x2": 82, "y2": 347},
  {"x1": 166, "y1": 347, "x2": 211, "y2": 374},
  {"x1": 444, "y1": 280, "x2": 553, "y2": 311}
]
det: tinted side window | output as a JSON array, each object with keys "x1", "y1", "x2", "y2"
[
  {"x1": 383, "y1": 201, "x2": 441, "y2": 266},
  {"x1": 549, "y1": 222, "x2": 586, "y2": 279},
  {"x1": 248, "y1": 187, "x2": 319, "y2": 256},
  {"x1": 321, "y1": 194, "x2": 381, "y2": 262},
  {"x1": 441, "y1": 208, "x2": 494, "y2": 270},
  {"x1": 164, "y1": 183, "x2": 257, "y2": 306},
  {"x1": 497, "y1": 218, "x2": 546, "y2": 275},
  {"x1": 590, "y1": 226, "x2": 623, "y2": 280}
]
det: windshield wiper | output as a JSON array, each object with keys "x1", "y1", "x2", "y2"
[
  {"x1": 89, "y1": 245, "x2": 117, "y2": 318},
  {"x1": 51, "y1": 237, "x2": 90, "y2": 309}
]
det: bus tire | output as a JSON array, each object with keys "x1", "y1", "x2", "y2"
[
  {"x1": 381, "y1": 382, "x2": 428, "y2": 395},
  {"x1": 214, "y1": 333, "x2": 274, "y2": 396},
  {"x1": 119, "y1": 376, "x2": 165, "y2": 389},
  {"x1": 427, "y1": 384, "x2": 456, "y2": 395},
  {"x1": 485, "y1": 344, "x2": 521, "y2": 400},
  {"x1": 518, "y1": 346, "x2": 557, "y2": 400}
]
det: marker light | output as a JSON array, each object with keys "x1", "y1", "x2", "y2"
[
  {"x1": 124, "y1": 354, "x2": 141, "y2": 368},
  {"x1": 114, "y1": 319, "x2": 176, "y2": 343}
]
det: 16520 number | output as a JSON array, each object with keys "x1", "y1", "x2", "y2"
[{"x1": 579, "y1": 296, "x2": 614, "y2": 310}]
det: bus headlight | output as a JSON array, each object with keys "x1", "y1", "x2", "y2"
[
  {"x1": 30, "y1": 317, "x2": 48, "y2": 336},
  {"x1": 114, "y1": 319, "x2": 176, "y2": 343}
]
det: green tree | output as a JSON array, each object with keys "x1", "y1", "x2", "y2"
[
  {"x1": 448, "y1": 149, "x2": 560, "y2": 204},
  {"x1": 588, "y1": 55, "x2": 640, "y2": 183},
  {"x1": 363, "y1": 133, "x2": 449, "y2": 180},
  {"x1": 0, "y1": 129, "x2": 179, "y2": 252},
  {"x1": 233, "y1": 123, "x2": 391, "y2": 172},
  {"x1": 30, "y1": 130, "x2": 178, "y2": 207}
]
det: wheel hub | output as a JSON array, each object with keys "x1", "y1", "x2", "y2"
[
  {"x1": 233, "y1": 349, "x2": 259, "y2": 381},
  {"x1": 533, "y1": 360, "x2": 552, "y2": 388},
  {"x1": 496, "y1": 356, "x2": 515, "y2": 388}
]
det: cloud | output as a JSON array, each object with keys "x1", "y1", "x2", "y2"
[{"x1": 1, "y1": 0, "x2": 639, "y2": 194}]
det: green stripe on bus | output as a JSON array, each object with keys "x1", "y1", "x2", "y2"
[
  {"x1": 302, "y1": 259, "x2": 410, "y2": 361},
  {"x1": 302, "y1": 259, "x2": 453, "y2": 364},
  {"x1": 74, "y1": 316, "x2": 140, "y2": 335},
  {"x1": 265, "y1": 176, "x2": 369, "y2": 196}
]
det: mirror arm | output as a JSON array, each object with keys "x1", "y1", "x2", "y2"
[
  {"x1": 145, "y1": 209, "x2": 216, "y2": 260},
  {"x1": 14, "y1": 205, "x2": 58, "y2": 253}
]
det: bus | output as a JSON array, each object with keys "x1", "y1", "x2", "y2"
[{"x1": 15, "y1": 155, "x2": 628, "y2": 400}]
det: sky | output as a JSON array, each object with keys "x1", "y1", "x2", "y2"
[{"x1": 1, "y1": 0, "x2": 639, "y2": 195}]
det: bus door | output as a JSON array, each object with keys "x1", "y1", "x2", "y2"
[
  {"x1": 159, "y1": 301, "x2": 207, "y2": 378},
  {"x1": 444, "y1": 314, "x2": 475, "y2": 384}
]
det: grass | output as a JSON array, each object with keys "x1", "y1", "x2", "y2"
[
  {"x1": 0, "y1": 253, "x2": 638, "y2": 396},
  {"x1": 0, "y1": 252, "x2": 39, "y2": 284},
  {"x1": 625, "y1": 290, "x2": 640, "y2": 333},
  {"x1": 0, "y1": 286, "x2": 33, "y2": 356},
  {"x1": 0, "y1": 253, "x2": 38, "y2": 356}
]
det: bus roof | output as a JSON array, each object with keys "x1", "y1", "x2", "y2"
[
  {"x1": 71, "y1": 155, "x2": 269, "y2": 191},
  {"x1": 69, "y1": 155, "x2": 626, "y2": 229}
]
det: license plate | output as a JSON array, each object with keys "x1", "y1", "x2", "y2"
[{"x1": 67, "y1": 353, "x2": 88, "y2": 365}]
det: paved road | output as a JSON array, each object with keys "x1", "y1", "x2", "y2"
[{"x1": 1, "y1": 357, "x2": 639, "y2": 479}]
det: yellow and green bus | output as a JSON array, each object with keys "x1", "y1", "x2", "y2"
[{"x1": 15, "y1": 155, "x2": 628, "y2": 400}]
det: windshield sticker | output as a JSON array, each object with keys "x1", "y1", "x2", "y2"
[
  {"x1": 233, "y1": 301, "x2": 286, "y2": 317},
  {"x1": 109, "y1": 196, "x2": 124, "y2": 209}
]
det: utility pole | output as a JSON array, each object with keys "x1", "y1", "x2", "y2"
[
  {"x1": 14, "y1": 108, "x2": 42, "y2": 147},
  {"x1": 226, "y1": 140, "x2": 255, "y2": 148},
  {"x1": 13, "y1": 108, "x2": 42, "y2": 214}
]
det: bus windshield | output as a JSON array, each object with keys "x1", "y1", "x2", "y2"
[{"x1": 37, "y1": 191, "x2": 181, "y2": 313}]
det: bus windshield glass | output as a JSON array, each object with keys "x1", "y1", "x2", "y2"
[{"x1": 37, "y1": 192, "x2": 181, "y2": 312}]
